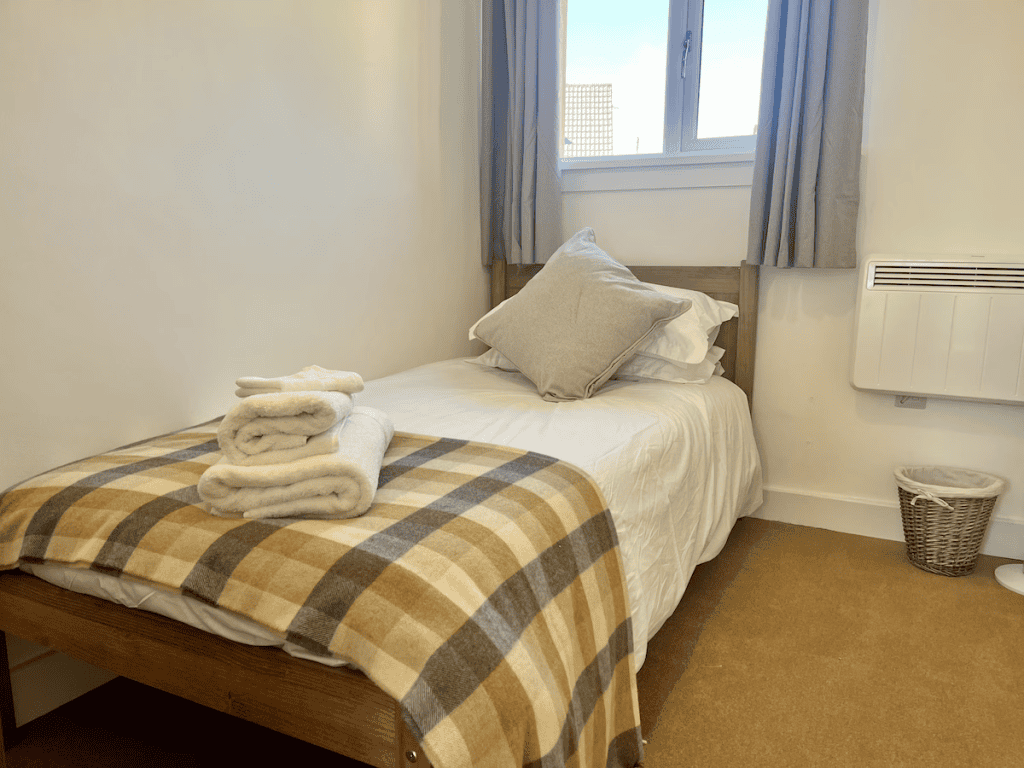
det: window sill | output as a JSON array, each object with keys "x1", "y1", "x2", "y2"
[{"x1": 558, "y1": 150, "x2": 755, "y2": 193}]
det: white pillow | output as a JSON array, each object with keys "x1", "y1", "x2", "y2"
[
  {"x1": 470, "y1": 345, "x2": 726, "y2": 385},
  {"x1": 616, "y1": 346, "x2": 725, "y2": 384},
  {"x1": 634, "y1": 283, "x2": 738, "y2": 365}
]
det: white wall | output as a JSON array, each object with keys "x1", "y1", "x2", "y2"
[
  {"x1": 562, "y1": 0, "x2": 1024, "y2": 556},
  {"x1": 0, "y1": 0, "x2": 484, "y2": 724}
]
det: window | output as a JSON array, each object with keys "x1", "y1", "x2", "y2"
[{"x1": 562, "y1": 0, "x2": 770, "y2": 162}]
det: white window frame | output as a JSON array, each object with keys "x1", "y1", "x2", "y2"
[
  {"x1": 558, "y1": 0, "x2": 761, "y2": 190},
  {"x1": 664, "y1": 0, "x2": 760, "y2": 155}
]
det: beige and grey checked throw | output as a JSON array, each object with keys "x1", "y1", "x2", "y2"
[{"x1": 0, "y1": 421, "x2": 643, "y2": 768}]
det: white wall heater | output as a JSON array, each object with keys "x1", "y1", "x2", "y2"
[{"x1": 852, "y1": 254, "x2": 1024, "y2": 404}]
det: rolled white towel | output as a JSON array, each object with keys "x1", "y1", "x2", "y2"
[
  {"x1": 230, "y1": 419, "x2": 347, "y2": 467},
  {"x1": 235, "y1": 365, "x2": 364, "y2": 398},
  {"x1": 217, "y1": 390, "x2": 353, "y2": 465},
  {"x1": 199, "y1": 407, "x2": 395, "y2": 520}
]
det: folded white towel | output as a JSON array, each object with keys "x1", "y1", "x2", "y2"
[
  {"x1": 235, "y1": 365, "x2": 364, "y2": 398},
  {"x1": 229, "y1": 419, "x2": 348, "y2": 467},
  {"x1": 199, "y1": 407, "x2": 395, "y2": 520},
  {"x1": 217, "y1": 391, "x2": 353, "y2": 465}
]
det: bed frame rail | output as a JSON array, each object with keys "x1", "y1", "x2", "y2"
[{"x1": 0, "y1": 572, "x2": 428, "y2": 767}]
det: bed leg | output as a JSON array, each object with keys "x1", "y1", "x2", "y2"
[{"x1": 0, "y1": 632, "x2": 16, "y2": 767}]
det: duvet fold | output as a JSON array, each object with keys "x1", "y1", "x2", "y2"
[{"x1": 199, "y1": 407, "x2": 395, "y2": 519}]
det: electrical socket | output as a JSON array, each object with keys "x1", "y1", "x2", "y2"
[{"x1": 894, "y1": 395, "x2": 927, "y2": 409}]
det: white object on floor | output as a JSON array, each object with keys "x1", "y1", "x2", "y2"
[{"x1": 995, "y1": 563, "x2": 1024, "y2": 596}]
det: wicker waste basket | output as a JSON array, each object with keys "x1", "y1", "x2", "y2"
[{"x1": 895, "y1": 466, "x2": 1005, "y2": 577}]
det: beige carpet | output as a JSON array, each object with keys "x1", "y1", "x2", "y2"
[{"x1": 636, "y1": 517, "x2": 1023, "y2": 767}]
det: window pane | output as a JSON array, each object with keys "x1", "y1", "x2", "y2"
[
  {"x1": 696, "y1": 0, "x2": 769, "y2": 139},
  {"x1": 564, "y1": 1, "x2": 669, "y2": 157}
]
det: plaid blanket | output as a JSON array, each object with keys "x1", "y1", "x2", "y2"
[{"x1": 0, "y1": 421, "x2": 642, "y2": 768}]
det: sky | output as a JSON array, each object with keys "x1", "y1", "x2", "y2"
[{"x1": 564, "y1": 0, "x2": 769, "y2": 155}]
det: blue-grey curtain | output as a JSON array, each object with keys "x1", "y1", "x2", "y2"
[
  {"x1": 746, "y1": 0, "x2": 870, "y2": 268},
  {"x1": 481, "y1": 0, "x2": 562, "y2": 266}
]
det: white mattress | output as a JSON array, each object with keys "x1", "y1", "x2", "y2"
[{"x1": 25, "y1": 358, "x2": 762, "y2": 671}]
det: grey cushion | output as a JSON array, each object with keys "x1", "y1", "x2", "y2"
[{"x1": 474, "y1": 229, "x2": 690, "y2": 401}]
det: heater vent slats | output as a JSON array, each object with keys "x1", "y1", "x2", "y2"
[
  {"x1": 853, "y1": 255, "x2": 1024, "y2": 404},
  {"x1": 869, "y1": 262, "x2": 1024, "y2": 292}
]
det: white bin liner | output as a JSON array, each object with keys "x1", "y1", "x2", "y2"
[{"x1": 895, "y1": 466, "x2": 1005, "y2": 511}]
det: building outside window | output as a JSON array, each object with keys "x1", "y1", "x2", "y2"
[{"x1": 563, "y1": 83, "x2": 614, "y2": 158}]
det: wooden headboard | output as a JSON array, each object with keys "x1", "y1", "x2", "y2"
[{"x1": 489, "y1": 260, "x2": 760, "y2": 409}]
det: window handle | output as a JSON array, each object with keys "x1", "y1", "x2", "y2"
[{"x1": 680, "y1": 30, "x2": 692, "y2": 79}]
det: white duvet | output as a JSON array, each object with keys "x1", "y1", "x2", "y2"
[{"x1": 26, "y1": 358, "x2": 762, "y2": 670}]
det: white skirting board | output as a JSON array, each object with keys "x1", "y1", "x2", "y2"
[{"x1": 754, "y1": 486, "x2": 1023, "y2": 560}]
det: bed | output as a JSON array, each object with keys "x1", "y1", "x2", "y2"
[{"x1": 0, "y1": 256, "x2": 760, "y2": 768}]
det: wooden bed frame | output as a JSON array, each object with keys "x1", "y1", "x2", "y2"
[{"x1": 0, "y1": 261, "x2": 758, "y2": 768}]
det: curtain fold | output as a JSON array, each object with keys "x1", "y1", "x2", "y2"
[
  {"x1": 746, "y1": 0, "x2": 870, "y2": 269},
  {"x1": 481, "y1": 0, "x2": 562, "y2": 266}
]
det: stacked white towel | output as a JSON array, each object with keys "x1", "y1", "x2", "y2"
[
  {"x1": 217, "y1": 391, "x2": 355, "y2": 466},
  {"x1": 198, "y1": 367, "x2": 394, "y2": 520},
  {"x1": 234, "y1": 365, "x2": 365, "y2": 398}
]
